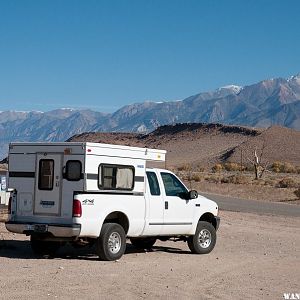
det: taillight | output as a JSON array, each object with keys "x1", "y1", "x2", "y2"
[
  {"x1": 8, "y1": 196, "x2": 12, "y2": 214},
  {"x1": 73, "y1": 199, "x2": 82, "y2": 217}
]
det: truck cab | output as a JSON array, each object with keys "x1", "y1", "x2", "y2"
[{"x1": 143, "y1": 168, "x2": 219, "y2": 235}]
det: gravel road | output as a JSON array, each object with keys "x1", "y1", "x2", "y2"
[{"x1": 0, "y1": 211, "x2": 299, "y2": 300}]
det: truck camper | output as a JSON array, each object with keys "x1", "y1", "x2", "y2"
[{"x1": 6, "y1": 142, "x2": 220, "y2": 260}]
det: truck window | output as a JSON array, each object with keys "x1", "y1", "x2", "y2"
[
  {"x1": 98, "y1": 164, "x2": 134, "y2": 190},
  {"x1": 161, "y1": 172, "x2": 187, "y2": 197},
  {"x1": 65, "y1": 160, "x2": 82, "y2": 181},
  {"x1": 146, "y1": 171, "x2": 160, "y2": 195},
  {"x1": 38, "y1": 159, "x2": 54, "y2": 190}
]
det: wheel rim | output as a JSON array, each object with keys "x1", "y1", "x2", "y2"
[
  {"x1": 198, "y1": 229, "x2": 212, "y2": 248},
  {"x1": 108, "y1": 232, "x2": 122, "y2": 254}
]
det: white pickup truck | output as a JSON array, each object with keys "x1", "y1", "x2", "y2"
[{"x1": 6, "y1": 142, "x2": 220, "y2": 261}]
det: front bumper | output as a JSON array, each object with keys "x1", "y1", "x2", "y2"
[
  {"x1": 214, "y1": 216, "x2": 220, "y2": 231},
  {"x1": 5, "y1": 221, "x2": 81, "y2": 238}
]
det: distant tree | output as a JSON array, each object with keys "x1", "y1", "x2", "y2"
[{"x1": 242, "y1": 138, "x2": 269, "y2": 180}]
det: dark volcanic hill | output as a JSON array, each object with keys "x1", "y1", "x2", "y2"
[
  {"x1": 69, "y1": 123, "x2": 256, "y2": 168},
  {"x1": 69, "y1": 123, "x2": 300, "y2": 168},
  {"x1": 227, "y1": 126, "x2": 300, "y2": 166}
]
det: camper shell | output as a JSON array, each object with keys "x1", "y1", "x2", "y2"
[
  {"x1": 6, "y1": 142, "x2": 219, "y2": 261},
  {"x1": 6, "y1": 142, "x2": 165, "y2": 233}
]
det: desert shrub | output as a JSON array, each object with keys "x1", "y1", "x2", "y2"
[
  {"x1": 294, "y1": 188, "x2": 300, "y2": 199},
  {"x1": 223, "y1": 162, "x2": 240, "y2": 172},
  {"x1": 271, "y1": 161, "x2": 281, "y2": 173},
  {"x1": 220, "y1": 177, "x2": 229, "y2": 184},
  {"x1": 204, "y1": 175, "x2": 222, "y2": 184},
  {"x1": 212, "y1": 164, "x2": 224, "y2": 173},
  {"x1": 263, "y1": 178, "x2": 276, "y2": 187},
  {"x1": 282, "y1": 162, "x2": 297, "y2": 173},
  {"x1": 277, "y1": 178, "x2": 297, "y2": 188},
  {"x1": 271, "y1": 161, "x2": 297, "y2": 173},
  {"x1": 177, "y1": 164, "x2": 191, "y2": 172},
  {"x1": 221, "y1": 174, "x2": 249, "y2": 185},
  {"x1": 193, "y1": 163, "x2": 205, "y2": 172},
  {"x1": 180, "y1": 174, "x2": 189, "y2": 181},
  {"x1": 191, "y1": 173, "x2": 202, "y2": 182}
]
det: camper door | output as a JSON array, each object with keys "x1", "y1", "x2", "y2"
[{"x1": 34, "y1": 153, "x2": 62, "y2": 215}]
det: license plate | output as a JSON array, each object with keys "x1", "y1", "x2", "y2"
[{"x1": 34, "y1": 224, "x2": 48, "y2": 233}]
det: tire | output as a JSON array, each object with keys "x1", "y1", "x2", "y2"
[
  {"x1": 187, "y1": 221, "x2": 216, "y2": 254},
  {"x1": 95, "y1": 223, "x2": 126, "y2": 261},
  {"x1": 130, "y1": 237, "x2": 156, "y2": 250},
  {"x1": 30, "y1": 236, "x2": 61, "y2": 256}
]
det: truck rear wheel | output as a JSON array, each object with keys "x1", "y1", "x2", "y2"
[
  {"x1": 30, "y1": 236, "x2": 61, "y2": 256},
  {"x1": 130, "y1": 237, "x2": 156, "y2": 250},
  {"x1": 187, "y1": 221, "x2": 216, "y2": 254},
  {"x1": 96, "y1": 223, "x2": 126, "y2": 261}
]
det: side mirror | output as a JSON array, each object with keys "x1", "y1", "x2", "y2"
[{"x1": 188, "y1": 190, "x2": 198, "y2": 199}]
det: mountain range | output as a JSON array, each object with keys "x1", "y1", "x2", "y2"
[{"x1": 0, "y1": 73, "x2": 300, "y2": 159}]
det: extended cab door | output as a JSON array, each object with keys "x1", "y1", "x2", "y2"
[
  {"x1": 143, "y1": 171, "x2": 164, "y2": 235},
  {"x1": 159, "y1": 172, "x2": 195, "y2": 235}
]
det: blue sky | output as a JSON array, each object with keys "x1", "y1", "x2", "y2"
[{"x1": 0, "y1": 0, "x2": 299, "y2": 112}]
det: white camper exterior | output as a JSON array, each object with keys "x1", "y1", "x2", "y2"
[{"x1": 6, "y1": 142, "x2": 219, "y2": 261}]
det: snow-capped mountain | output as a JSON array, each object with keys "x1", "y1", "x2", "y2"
[
  {"x1": 219, "y1": 85, "x2": 243, "y2": 94},
  {"x1": 0, "y1": 74, "x2": 300, "y2": 159}
]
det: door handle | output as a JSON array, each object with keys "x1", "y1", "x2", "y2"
[{"x1": 165, "y1": 201, "x2": 168, "y2": 210}]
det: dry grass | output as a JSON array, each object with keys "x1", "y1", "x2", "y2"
[
  {"x1": 179, "y1": 169, "x2": 300, "y2": 204},
  {"x1": 277, "y1": 177, "x2": 299, "y2": 188},
  {"x1": 271, "y1": 161, "x2": 300, "y2": 174},
  {"x1": 190, "y1": 180, "x2": 299, "y2": 203}
]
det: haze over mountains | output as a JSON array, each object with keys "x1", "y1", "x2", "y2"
[{"x1": 0, "y1": 73, "x2": 300, "y2": 159}]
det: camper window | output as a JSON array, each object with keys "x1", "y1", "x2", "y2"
[
  {"x1": 98, "y1": 164, "x2": 134, "y2": 190},
  {"x1": 65, "y1": 160, "x2": 82, "y2": 181},
  {"x1": 38, "y1": 159, "x2": 54, "y2": 190}
]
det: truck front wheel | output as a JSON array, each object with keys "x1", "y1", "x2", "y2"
[
  {"x1": 96, "y1": 223, "x2": 126, "y2": 261},
  {"x1": 187, "y1": 221, "x2": 216, "y2": 254}
]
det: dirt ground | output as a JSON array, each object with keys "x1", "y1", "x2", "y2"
[{"x1": 0, "y1": 211, "x2": 299, "y2": 300}]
